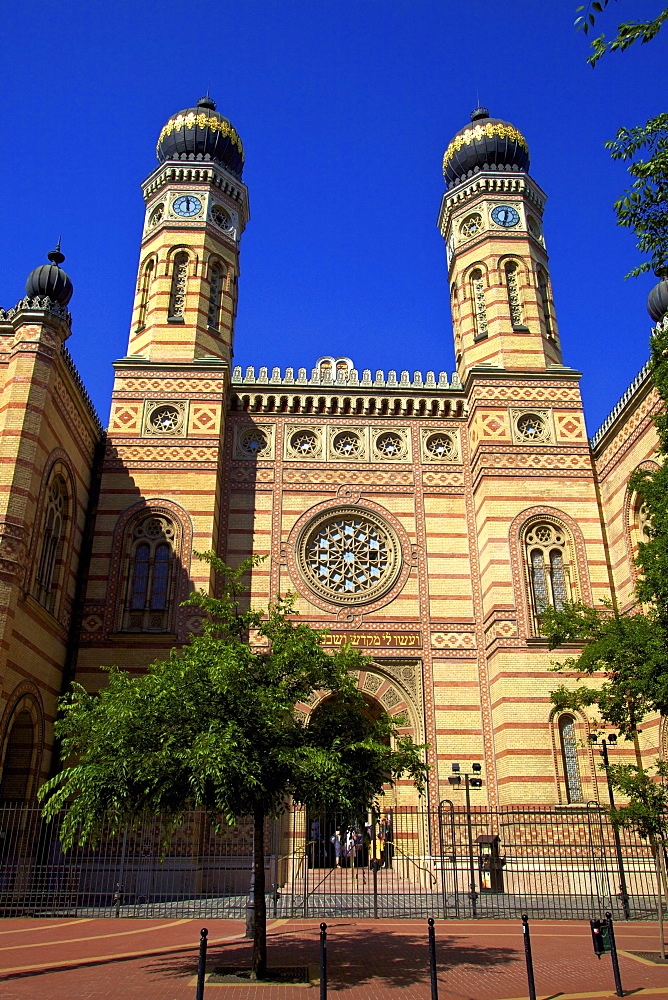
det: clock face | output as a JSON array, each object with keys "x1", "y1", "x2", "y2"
[
  {"x1": 491, "y1": 204, "x2": 520, "y2": 228},
  {"x1": 173, "y1": 194, "x2": 202, "y2": 218}
]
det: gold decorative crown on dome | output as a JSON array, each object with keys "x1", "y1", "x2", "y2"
[
  {"x1": 156, "y1": 95, "x2": 244, "y2": 178},
  {"x1": 442, "y1": 106, "x2": 530, "y2": 188}
]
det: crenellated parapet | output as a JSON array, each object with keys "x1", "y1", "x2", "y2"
[
  {"x1": 0, "y1": 296, "x2": 72, "y2": 327},
  {"x1": 231, "y1": 365, "x2": 461, "y2": 389}
]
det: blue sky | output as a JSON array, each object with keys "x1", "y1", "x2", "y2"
[{"x1": 1, "y1": 0, "x2": 666, "y2": 433}]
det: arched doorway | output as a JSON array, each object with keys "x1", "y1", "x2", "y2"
[
  {"x1": 306, "y1": 693, "x2": 392, "y2": 870},
  {"x1": 0, "y1": 710, "x2": 35, "y2": 803}
]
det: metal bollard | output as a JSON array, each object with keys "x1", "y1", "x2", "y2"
[
  {"x1": 196, "y1": 927, "x2": 208, "y2": 1000},
  {"x1": 428, "y1": 917, "x2": 439, "y2": 1000},
  {"x1": 605, "y1": 911, "x2": 624, "y2": 998},
  {"x1": 320, "y1": 922, "x2": 327, "y2": 1000},
  {"x1": 521, "y1": 915, "x2": 537, "y2": 1000}
]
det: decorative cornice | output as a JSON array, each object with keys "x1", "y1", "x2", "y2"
[
  {"x1": 231, "y1": 364, "x2": 463, "y2": 390},
  {"x1": 0, "y1": 295, "x2": 72, "y2": 326},
  {"x1": 60, "y1": 345, "x2": 104, "y2": 435},
  {"x1": 590, "y1": 361, "x2": 652, "y2": 452}
]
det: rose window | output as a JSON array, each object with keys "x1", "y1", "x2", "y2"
[
  {"x1": 459, "y1": 213, "x2": 483, "y2": 239},
  {"x1": 290, "y1": 430, "x2": 319, "y2": 456},
  {"x1": 332, "y1": 430, "x2": 361, "y2": 457},
  {"x1": 376, "y1": 431, "x2": 405, "y2": 459},
  {"x1": 240, "y1": 429, "x2": 268, "y2": 456},
  {"x1": 425, "y1": 432, "x2": 456, "y2": 460},
  {"x1": 516, "y1": 412, "x2": 548, "y2": 442},
  {"x1": 297, "y1": 508, "x2": 400, "y2": 605},
  {"x1": 148, "y1": 405, "x2": 182, "y2": 434}
]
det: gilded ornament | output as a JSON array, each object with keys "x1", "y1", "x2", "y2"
[
  {"x1": 442, "y1": 123, "x2": 528, "y2": 172},
  {"x1": 156, "y1": 114, "x2": 244, "y2": 157}
]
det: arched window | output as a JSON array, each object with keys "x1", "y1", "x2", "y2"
[
  {"x1": 207, "y1": 261, "x2": 224, "y2": 329},
  {"x1": 470, "y1": 269, "x2": 488, "y2": 341},
  {"x1": 525, "y1": 522, "x2": 572, "y2": 631},
  {"x1": 124, "y1": 515, "x2": 176, "y2": 632},
  {"x1": 168, "y1": 252, "x2": 189, "y2": 319},
  {"x1": 537, "y1": 267, "x2": 553, "y2": 338},
  {"x1": 0, "y1": 710, "x2": 34, "y2": 803},
  {"x1": 505, "y1": 262, "x2": 523, "y2": 327},
  {"x1": 137, "y1": 258, "x2": 154, "y2": 330},
  {"x1": 559, "y1": 714, "x2": 583, "y2": 804},
  {"x1": 35, "y1": 474, "x2": 68, "y2": 613}
]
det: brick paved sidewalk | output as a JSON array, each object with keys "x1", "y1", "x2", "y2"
[{"x1": 0, "y1": 917, "x2": 666, "y2": 999}]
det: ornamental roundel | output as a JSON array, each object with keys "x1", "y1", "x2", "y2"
[
  {"x1": 239, "y1": 427, "x2": 268, "y2": 457},
  {"x1": 296, "y1": 507, "x2": 402, "y2": 606},
  {"x1": 459, "y1": 213, "x2": 483, "y2": 240},
  {"x1": 144, "y1": 401, "x2": 187, "y2": 436},
  {"x1": 513, "y1": 410, "x2": 551, "y2": 444},
  {"x1": 374, "y1": 430, "x2": 407, "y2": 460}
]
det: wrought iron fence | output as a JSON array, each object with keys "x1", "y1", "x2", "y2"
[{"x1": 0, "y1": 802, "x2": 662, "y2": 920}]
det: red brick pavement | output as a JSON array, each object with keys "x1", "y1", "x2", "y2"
[{"x1": 0, "y1": 917, "x2": 666, "y2": 999}]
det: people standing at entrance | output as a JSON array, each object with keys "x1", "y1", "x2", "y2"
[{"x1": 330, "y1": 832, "x2": 341, "y2": 867}]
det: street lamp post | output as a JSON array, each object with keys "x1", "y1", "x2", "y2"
[
  {"x1": 589, "y1": 733, "x2": 631, "y2": 920},
  {"x1": 448, "y1": 762, "x2": 483, "y2": 918}
]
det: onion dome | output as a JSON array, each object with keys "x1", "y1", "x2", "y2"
[
  {"x1": 25, "y1": 244, "x2": 73, "y2": 307},
  {"x1": 442, "y1": 106, "x2": 530, "y2": 188},
  {"x1": 156, "y1": 95, "x2": 244, "y2": 178},
  {"x1": 648, "y1": 277, "x2": 668, "y2": 323}
]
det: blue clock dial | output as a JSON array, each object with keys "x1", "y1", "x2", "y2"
[
  {"x1": 173, "y1": 195, "x2": 202, "y2": 218},
  {"x1": 491, "y1": 205, "x2": 520, "y2": 228}
]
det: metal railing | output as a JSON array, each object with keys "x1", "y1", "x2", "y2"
[{"x1": 0, "y1": 802, "x2": 662, "y2": 920}]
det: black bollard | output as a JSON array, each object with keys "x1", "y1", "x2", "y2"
[
  {"x1": 320, "y1": 922, "x2": 327, "y2": 1000},
  {"x1": 428, "y1": 917, "x2": 439, "y2": 1000},
  {"x1": 521, "y1": 915, "x2": 537, "y2": 1000},
  {"x1": 196, "y1": 927, "x2": 208, "y2": 1000},
  {"x1": 605, "y1": 911, "x2": 624, "y2": 998}
]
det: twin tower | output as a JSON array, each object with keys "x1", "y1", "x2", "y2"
[{"x1": 128, "y1": 98, "x2": 562, "y2": 379}]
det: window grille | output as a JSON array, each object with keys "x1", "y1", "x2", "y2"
[
  {"x1": 124, "y1": 516, "x2": 176, "y2": 632},
  {"x1": 525, "y1": 522, "x2": 572, "y2": 632},
  {"x1": 559, "y1": 715, "x2": 583, "y2": 804},
  {"x1": 137, "y1": 259, "x2": 154, "y2": 329},
  {"x1": 207, "y1": 263, "x2": 223, "y2": 329},
  {"x1": 537, "y1": 267, "x2": 553, "y2": 338},
  {"x1": 35, "y1": 475, "x2": 68, "y2": 613},
  {"x1": 470, "y1": 269, "x2": 488, "y2": 340},
  {"x1": 505, "y1": 262, "x2": 523, "y2": 326},
  {"x1": 168, "y1": 252, "x2": 189, "y2": 319}
]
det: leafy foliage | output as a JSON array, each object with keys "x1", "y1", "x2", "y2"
[
  {"x1": 607, "y1": 759, "x2": 668, "y2": 841},
  {"x1": 604, "y1": 114, "x2": 668, "y2": 278},
  {"x1": 38, "y1": 553, "x2": 429, "y2": 976},
  {"x1": 543, "y1": 601, "x2": 667, "y2": 736},
  {"x1": 574, "y1": 3, "x2": 668, "y2": 65}
]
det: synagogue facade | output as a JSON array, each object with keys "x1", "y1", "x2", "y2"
[{"x1": 0, "y1": 99, "x2": 664, "y2": 816}]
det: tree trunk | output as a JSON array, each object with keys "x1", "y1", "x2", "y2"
[{"x1": 251, "y1": 807, "x2": 267, "y2": 979}]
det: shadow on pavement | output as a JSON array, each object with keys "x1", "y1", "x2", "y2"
[{"x1": 147, "y1": 925, "x2": 520, "y2": 990}]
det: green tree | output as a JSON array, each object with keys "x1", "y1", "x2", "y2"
[
  {"x1": 607, "y1": 760, "x2": 668, "y2": 957},
  {"x1": 38, "y1": 554, "x2": 429, "y2": 979},
  {"x1": 575, "y1": 3, "x2": 668, "y2": 66}
]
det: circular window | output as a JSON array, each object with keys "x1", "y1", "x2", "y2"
[
  {"x1": 290, "y1": 429, "x2": 319, "y2": 456},
  {"x1": 459, "y1": 213, "x2": 483, "y2": 239},
  {"x1": 376, "y1": 431, "x2": 405, "y2": 459},
  {"x1": 147, "y1": 404, "x2": 183, "y2": 434},
  {"x1": 526, "y1": 523, "x2": 564, "y2": 548},
  {"x1": 212, "y1": 205, "x2": 232, "y2": 230},
  {"x1": 516, "y1": 412, "x2": 548, "y2": 442},
  {"x1": 297, "y1": 508, "x2": 401, "y2": 605},
  {"x1": 240, "y1": 428, "x2": 268, "y2": 456},
  {"x1": 332, "y1": 430, "x2": 362, "y2": 458},
  {"x1": 527, "y1": 215, "x2": 541, "y2": 238},
  {"x1": 149, "y1": 203, "x2": 164, "y2": 227},
  {"x1": 425, "y1": 432, "x2": 457, "y2": 460}
]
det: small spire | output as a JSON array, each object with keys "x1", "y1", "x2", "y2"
[
  {"x1": 470, "y1": 105, "x2": 490, "y2": 122},
  {"x1": 47, "y1": 241, "x2": 65, "y2": 266}
]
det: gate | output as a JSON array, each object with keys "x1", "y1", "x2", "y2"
[{"x1": 0, "y1": 802, "x2": 661, "y2": 920}]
